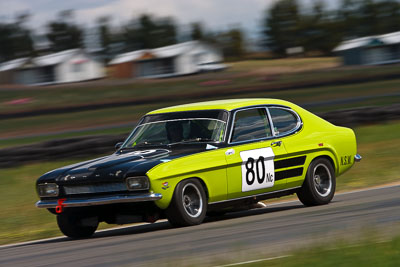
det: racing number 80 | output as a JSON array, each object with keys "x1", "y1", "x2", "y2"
[{"x1": 245, "y1": 156, "x2": 271, "y2": 185}]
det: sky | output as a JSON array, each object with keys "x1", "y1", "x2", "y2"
[{"x1": 0, "y1": 0, "x2": 338, "y2": 37}]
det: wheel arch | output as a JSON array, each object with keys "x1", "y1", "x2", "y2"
[
  {"x1": 155, "y1": 176, "x2": 210, "y2": 210},
  {"x1": 180, "y1": 176, "x2": 210, "y2": 201},
  {"x1": 310, "y1": 154, "x2": 337, "y2": 176}
]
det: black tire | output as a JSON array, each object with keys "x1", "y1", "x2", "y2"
[
  {"x1": 57, "y1": 212, "x2": 98, "y2": 239},
  {"x1": 297, "y1": 158, "x2": 336, "y2": 206},
  {"x1": 166, "y1": 179, "x2": 207, "y2": 227}
]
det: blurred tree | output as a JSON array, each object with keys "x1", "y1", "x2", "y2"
[
  {"x1": 155, "y1": 17, "x2": 177, "y2": 47},
  {"x1": 190, "y1": 22, "x2": 204, "y2": 40},
  {"x1": 0, "y1": 12, "x2": 34, "y2": 62},
  {"x1": 337, "y1": 0, "x2": 400, "y2": 38},
  {"x1": 123, "y1": 14, "x2": 177, "y2": 50},
  {"x1": 300, "y1": 1, "x2": 342, "y2": 55},
  {"x1": 263, "y1": 0, "x2": 400, "y2": 57},
  {"x1": 263, "y1": 0, "x2": 302, "y2": 56},
  {"x1": 46, "y1": 10, "x2": 83, "y2": 51},
  {"x1": 336, "y1": 0, "x2": 362, "y2": 38},
  {"x1": 219, "y1": 28, "x2": 245, "y2": 59},
  {"x1": 358, "y1": 0, "x2": 400, "y2": 35},
  {"x1": 97, "y1": 16, "x2": 112, "y2": 57}
]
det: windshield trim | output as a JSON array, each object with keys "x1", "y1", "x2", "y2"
[
  {"x1": 121, "y1": 117, "x2": 228, "y2": 149},
  {"x1": 139, "y1": 118, "x2": 226, "y2": 127}
]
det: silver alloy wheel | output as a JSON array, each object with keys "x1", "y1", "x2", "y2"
[
  {"x1": 181, "y1": 183, "x2": 203, "y2": 218},
  {"x1": 313, "y1": 163, "x2": 332, "y2": 197}
]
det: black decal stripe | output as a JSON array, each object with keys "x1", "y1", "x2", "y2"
[
  {"x1": 274, "y1": 156, "x2": 306, "y2": 170},
  {"x1": 275, "y1": 167, "x2": 304, "y2": 181}
]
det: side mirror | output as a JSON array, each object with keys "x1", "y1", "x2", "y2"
[{"x1": 115, "y1": 142, "x2": 123, "y2": 150}]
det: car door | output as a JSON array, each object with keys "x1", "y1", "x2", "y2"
[{"x1": 225, "y1": 107, "x2": 289, "y2": 200}]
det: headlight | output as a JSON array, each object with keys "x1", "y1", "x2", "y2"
[
  {"x1": 37, "y1": 183, "x2": 59, "y2": 197},
  {"x1": 126, "y1": 177, "x2": 149, "y2": 191}
]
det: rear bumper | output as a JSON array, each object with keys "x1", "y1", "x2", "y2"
[
  {"x1": 354, "y1": 154, "x2": 362, "y2": 162},
  {"x1": 36, "y1": 193, "x2": 162, "y2": 208}
]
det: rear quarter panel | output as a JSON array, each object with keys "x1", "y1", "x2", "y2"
[{"x1": 284, "y1": 105, "x2": 357, "y2": 188}]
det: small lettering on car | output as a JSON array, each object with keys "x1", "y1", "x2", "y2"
[{"x1": 341, "y1": 155, "x2": 352, "y2": 166}]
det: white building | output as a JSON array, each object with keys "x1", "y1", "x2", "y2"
[
  {"x1": 109, "y1": 41, "x2": 225, "y2": 78},
  {"x1": 334, "y1": 31, "x2": 400, "y2": 65},
  {"x1": 0, "y1": 49, "x2": 105, "y2": 85}
]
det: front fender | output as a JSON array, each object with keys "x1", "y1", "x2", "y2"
[{"x1": 147, "y1": 148, "x2": 228, "y2": 209}]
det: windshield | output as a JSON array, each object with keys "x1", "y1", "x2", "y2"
[{"x1": 122, "y1": 118, "x2": 226, "y2": 148}]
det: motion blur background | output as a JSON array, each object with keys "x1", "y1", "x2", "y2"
[{"x1": 0, "y1": 0, "x2": 400, "y2": 265}]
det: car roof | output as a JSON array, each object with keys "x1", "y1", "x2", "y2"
[{"x1": 147, "y1": 98, "x2": 295, "y2": 114}]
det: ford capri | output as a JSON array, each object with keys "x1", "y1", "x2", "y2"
[{"x1": 36, "y1": 99, "x2": 361, "y2": 238}]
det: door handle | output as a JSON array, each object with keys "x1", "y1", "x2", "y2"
[
  {"x1": 271, "y1": 141, "x2": 282, "y2": 147},
  {"x1": 225, "y1": 148, "x2": 235, "y2": 156}
]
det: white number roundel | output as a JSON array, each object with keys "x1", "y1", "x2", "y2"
[{"x1": 240, "y1": 147, "x2": 275, "y2": 192}]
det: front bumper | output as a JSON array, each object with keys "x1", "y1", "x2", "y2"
[{"x1": 36, "y1": 193, "x2": 162, "y2": 208}]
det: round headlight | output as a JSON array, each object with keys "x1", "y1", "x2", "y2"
[
  {"x1": 37, "y1": 183, "x2": 59, "y2": 197},
  {"x1": 126, "y1": 177, "x2": 149, "y2": 191}
]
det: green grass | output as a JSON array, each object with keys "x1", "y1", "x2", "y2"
[
  {"x1": 213, "y1": 234, "x2": 400, "y2": 266},
  {"x1": 0, "y1": 159, "x2": 91, "y2": 244},
  {"x1": 337, "y1": 121, "x2": 400, "y2": 190},
  {"x1": 0, "y1": 126, "x2": 132, "y2": 148},
  {"x1": 1, "y1": 75, "x2": 399, "y2": 144},
  {"x1": 1, "y1": 57, "x2": 399, "y2": 114},
  {"x1": 274, "y1": 237, "x2": 400, "y2": 267},
  {"x1": 1, "y1": 57, "x2": 400, "y2": 146},
  {"x1": 0, "y1": 121, "x2": 399, "y2": 245},
  {"x1": 0, "y1": 103, "x2": 163, "y2": 139}
]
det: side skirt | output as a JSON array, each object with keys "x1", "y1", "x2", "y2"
[{"x1": 207, "y1": 187, "x2": 300, "y2": 211}]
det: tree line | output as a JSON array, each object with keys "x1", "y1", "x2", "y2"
[
  {"x1": 2, "y1": 0, "x2": 400, "y2": 63},
  {"x1": 265, "y1": 0, "x2": 400, "y2": 56},
  {"x1": 0, "y1": 10, "x2": 245, "y2": 63}
]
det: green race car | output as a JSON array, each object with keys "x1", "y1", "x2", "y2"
[{"x1": 36, "y1": 99, "x2": 361, "y2": 238}]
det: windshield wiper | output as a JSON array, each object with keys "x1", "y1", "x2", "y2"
[
  {"x1": 120, "y1": 141, "x2": 165, "y2": 150},
  {"x1": 169, "y1": 138, "x2": 215, "y2": 145}
]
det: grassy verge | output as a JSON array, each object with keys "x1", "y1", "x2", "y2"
[
  {"x1": 213, "y1": 233, "x2": 400, "y2": 266},
  {"x1": 337, "y1": 121, "x2": 400, "y2": 191},
  {"x1": 1, "y1": 76, "x2": 400, "y2": 142},
  {"x1": 275, "y1": 237, "x2": 400, "y2": 267},
  {"x1": 2, "y1": 58, "x2": 400, "y2": 114},
  {"x1": 0, "y1": 126, "x2": 132, "y2": 148},
  {"x1": 0, "y1": 121, "x2": 399, "y2": 245},
  {"x1": 0, "y1": 57, "x2": 338, "y2": 113}
]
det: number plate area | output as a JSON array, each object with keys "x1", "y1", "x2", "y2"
[{"x1": 240, "y1": 147, "x2": 275, "y2": 192}]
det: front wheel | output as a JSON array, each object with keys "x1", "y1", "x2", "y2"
[
  {"x1": 166, "y1": 179, "x2": 207, "y2": 227},
  {"x1": 297, "y1": 158, "x2": 336, "y2": 206},
  {"x1": 57, "y1": 212, "x2": 98, "y2": 239}
]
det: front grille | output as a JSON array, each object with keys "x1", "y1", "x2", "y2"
[{"x1": 63, "y1": 183, "x2": 127, "y2": 195}]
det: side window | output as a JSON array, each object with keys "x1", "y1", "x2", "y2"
[
  {"x1": 269, "y1": 108, "x2": 299, "y2": 135},
  {"x1": 231, "y1": 108, "x2": 271, "y2": 143}
]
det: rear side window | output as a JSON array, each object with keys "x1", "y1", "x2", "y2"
[
  {"x1": 231, "y1": 108, "x2": 272, "y2": 143},
  {"x1": 269, "y1": 108, "x2": 299, "y2": 135}
]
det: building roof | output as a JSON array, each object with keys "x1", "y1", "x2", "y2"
[
  {"x1": 334, "y1": 31, "x2": 400, "y2": 52},
  {"x1": 108, "y1": 50, "x2": 148, "y2": 65},
  {"x1": 0, "y1": 49, "x2": 93, "y2": 72},
  {"x1": 33, "y1": 49, "x2": 80, "y2": 66},
  {"x1": 109, "y1": 41, "x2": 201, "y2": 65},
  {"x1": 0, "y1": 58, "x2": 29, "y2": 72},
  {"x1": 147, "y1": 98, "x2": 295, "y2": 114},
  {"x1": 152, "y1": 41, "x2": 198, "y2": 58}
]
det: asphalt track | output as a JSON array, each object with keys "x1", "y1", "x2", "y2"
[{"x1": 1, "y1": 184, "x2": 400, "y2": 267}]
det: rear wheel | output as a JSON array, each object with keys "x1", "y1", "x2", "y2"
[
  {"x1": 166, "y1": 179, "x2": 207, "y2": 227},
  {"x1": 57, "y1": 212, "x2": 98, "y2": 239},
  {"x1": 297, "y1": 158, "x2": 336, "y2": 206}
]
